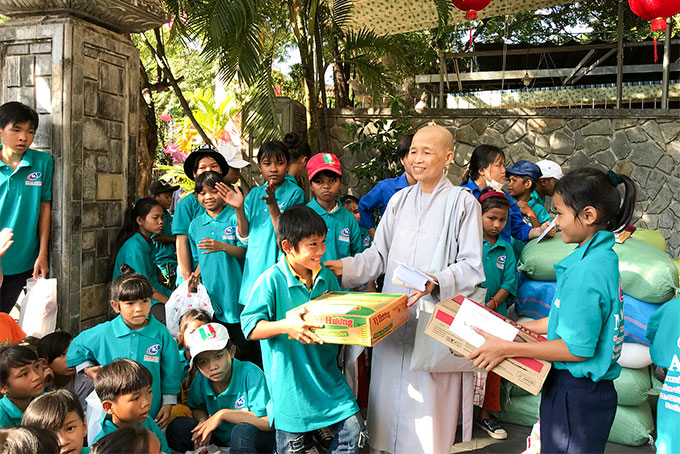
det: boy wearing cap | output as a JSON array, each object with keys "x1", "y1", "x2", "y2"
[
  {"x1": 534, "y1": 159, "x2": 563, "y2": 209},
  {"x1": 150, "y1": 180, "x2": 180, "y2": 285},
  {"x1": 219, "y1": 143, "x2": 251, "y2": 188},
  {"x1": 506, "y1": 160, "x2": 551, "y2": 228},
  {"x1": 179, "y1": 322, "x2": 272, "y2": 453},
  {"x1": 306, "y1": 153, "x2": 365, "y2": 262}
]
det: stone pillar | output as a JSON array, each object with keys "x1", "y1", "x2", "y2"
[{"x1": 0, "y1": 3, "x2": 167, "y2": 331}]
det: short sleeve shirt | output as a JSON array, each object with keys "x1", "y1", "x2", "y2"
[
  {"x1": 0, "y1": 396, "x2": 23, "y2": 428},
  {"x1": 547, "y1": 230, "x2": 624, "y2": 382},
  {"x1": 153, "y1": 210, "x2": 177, "y2": 269},
  {"x1": 94, "y1": 414, "x2": 169, "y2": 454},
  {"x1": 0, "y1": 147, "x2": 53, "y2": 274},
  {"x1": 188, "y1": 359, "x2": 270, "y2": 445},
  {"x1": 481, "y1": 238, "x2": 518, "y2": 317},
  {"x1": 112, "y1": 233, "x2": 172, "y2": 301},
  {"x1": 306, "y1": 199, "x2": 366, "y2": 262}
]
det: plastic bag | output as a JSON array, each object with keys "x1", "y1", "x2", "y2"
[
  {"x1": 18, "y1": 278, "x2": 57, "y2": 338},
  {"x1": 608, "y1": 401, "x2": 654, "y2": 447},
  {"x1": 614, "y1": 367, "x2": 651, "y2": 407},
  {"x1": 632, "y1": 229, "x2": 666, "y2": 252},
  {"x1": 522, "y1": 421, "x2": 541, "y2": 454},
  {"x1": 85, "y1": 390, "x2": 104, "y2": 446},
  {"x1": 618, "y1": 342, "x2": 653, "y2": 369},
  {"x1": 165, "y1": 280, "x2": 214, "y2": 339}
]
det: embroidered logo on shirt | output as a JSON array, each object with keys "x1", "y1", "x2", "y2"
[
  {"x1": 147, "y1": 344, "x2": 162, "y2": 355},
  {"x1": 25, "y1": 171, "x2": 42, "y2": 186},
  {"x1": 554, "y1": 298, "x2": 560, "y2": 308},
  {"x1": 339, "y1": 227, "x2": 350, "y2": 243},
  {"x1": 223, "y1": 226, "x2": 236, "y2": 240},
  {"x1": 278, "y1": 201, "x2": 287, "y2": 210},
  {"x1": 234, "y1": 396, "x2": 246, "y2": 409},
  {"x1": 362, "y1": 236, "x2": 371, "y2": 247},
  {"x1": 496, "y1": 255, "x2": 506, "y2": 270}
]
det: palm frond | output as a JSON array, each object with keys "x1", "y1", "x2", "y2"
[
  {"x1": 342, "y1": 28, "x2": 394, "y2": 53},
  {"x1": 431, "y1": 0, "x2": 452, "y2": 29},
  {"x1": 242, "y1": 55, "x2": 284, "y2": 143},
  {"x1": 341, "y1": 55, "x2": 395, "y2": 102}
]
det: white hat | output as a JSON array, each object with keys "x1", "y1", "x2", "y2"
[
  {"x1": 186, "y1": 323, "x2": 230, "y2": 366},
  {"x1": 536, "y1": 160, "x2": 564, "y2": 180},
  {"x1": 217, "y1": 143, "x2": 251, "y2": 169}
]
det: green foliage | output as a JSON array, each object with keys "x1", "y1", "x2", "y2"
[{"x1": 343, "y1": 96, "x2": 412, "y2": 191}]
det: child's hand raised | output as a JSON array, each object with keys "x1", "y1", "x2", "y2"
[
  {"x1": 285, "y1": 308, "x2": 324, "y2": 344},
  {"x1": 215, "y1": 182, "x2": 244, "y2": 209},
  {"x1": 261, "y1": 183, "x2": 278, "y2": 206}
]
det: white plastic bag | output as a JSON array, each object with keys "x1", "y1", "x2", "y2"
[
  {"x1": 18, "y1": 278, "x2": 57, "y2": 338},
  {"x1": 165, "y1": 280, "x2": 214, "y2": 339},
  {"x1": 522, "y1": 421, "x2": 541, "y2": 454},
  {"x1": 618, "y1": 342, "x2": 653, "y2": 369},
  {"x1": 85, "y1": 390, "x2": 104, "y2": 445}
]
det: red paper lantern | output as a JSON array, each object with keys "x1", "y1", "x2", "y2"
[
  {"x1": 628, "y1": 0, "x2": 680, "y2": 62},
  {"x1": 452, "y1": 0, "x2": 492, "y2": 45}
]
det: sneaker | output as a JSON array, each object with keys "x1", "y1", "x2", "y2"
[
  {"x1": 311, "y1": 426, "x2": 334, "y2": 450},
  {"x1": 477, "y1": 418, "x2": 508, "y2": 440}
]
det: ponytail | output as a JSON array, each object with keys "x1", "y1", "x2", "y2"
[
  {"x1": 460, "y1": 144, "x2": 505, "y2": 185},
  {"x1": 112, "y1": 197, "x2": 160, "y2": 259}
]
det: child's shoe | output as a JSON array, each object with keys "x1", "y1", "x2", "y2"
[{"x1": 477, "y1": 417, "x2": 508, "y2": 440}]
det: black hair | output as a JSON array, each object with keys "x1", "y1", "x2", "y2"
[
  {"x1": 194, "y1": 170, "x2": 223, "y2": 194},
  {"x1": 340, "y1": 195, "x2": 359, "y2": 209},
  {"x1": 555, "y1": 168, "x2": 636, "y2": 233},
  {"x1": 0, "y1": 346, "x2": 39, "y2": 386},
  {"x1": 460, "y1": 144, "x2": 505, "y2": 185},
  {"x1": 109, "y1": 265, "x2": 153, "y2": 302},
  {"x1": 112, "y1": 197, "x2": 161, "y2": 259},
  {"x1": 90, "y1": 425, "x2": 154, "y2": 454},
  {"x1": 0, "y1": 426, "x2": 60, "y2": 454},
  {"x1": 178, "y1": 309, "x2": 212, "y2": 348},
  {"x1": 258, "y1": 140, "x2": 290, "y2": 164},
  {"x1": 37, "y1": 332, "x2": 72, "y2": 364},
  {"x1": 397, "y1": 134, "x2": 414, "y2": 160},
  {"x1": 479, "y1": 188, "x2": 511, "y2": 214},
  {"x1": 509, "y1": 174, "x2": 536, "y2": 192},
  {"x1": 283, "y1": 133, "x2": 312, "y2": 162},
  {"x1": 22, "y1": 390, "x2": 85, "y2": 432},
  {"x1": 94, "y1": 358, "x2": 153, "y2": 403},
  {"x1": 276, "y1": 205, "x2": 328, "y2": 251},
  {"x1": 0, "y1": 102, "x2": 39, "y2": 130},
  {"x1": 310, "y1": 169, "x2": 340, "y2": 183}
]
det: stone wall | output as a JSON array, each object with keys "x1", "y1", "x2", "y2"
[{"x1": 324, "y1": 108, "x2": 680, "y2": 254}]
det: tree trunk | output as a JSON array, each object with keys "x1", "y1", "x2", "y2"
[
  {"x1": 331, "y1": 37, "x2": 351, "y2": 108},
  {"x1": 137, "y1": 65, "x2": 157, "y2": 197}
]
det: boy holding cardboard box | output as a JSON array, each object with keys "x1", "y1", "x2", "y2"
[{"x1": 240, "y1": 205, "x2": 365, "y2": 454}]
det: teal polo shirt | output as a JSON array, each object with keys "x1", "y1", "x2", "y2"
[
  {"x1": 152, "y1": 210, "x2": 177, "y2": 273},
  {"x1": 547, "y1": 230, "x2": 624, "y2": 382},
  {"x1": 647, "y1": 298, "x2": 680, "y2": 454},
  {"x1": 0, "y1": 396, "x2": 23, "y2": 427},
  {"x1": 238, "y1": 179, "x2": 305, "y2": 306},
  {"x1": 112, "y1": 233, "x2": 172, "y2": 303},
  {"x1": 0, "y1": 147, "x2": 53, "y2": 275},
  {"x1": 66, "y1": 315, "x2": 181, "y2": 419},
  {"x1": 511, "y1": 193, "x2": 551, "y2": 257},
  {"x1": 306, "y1": 199, "x2": 366, "y2": 262},
  {"x1": 93, "y1": 413, "x2": 169, "y2": 454},
  {"x1": 188, "y1": 206, "x2": 245, "y2": 323},
  {"x1": 188, "y1": 358, "x2": 270, "y2": 444},
  {"x1": 481, "y1": 237, "x2": 518, "y2": 317},
  {"x1": 359, "y1": 227, "x2": 371, "y2": 250},
  {"x1": 240, "y1": 256, "x2": 359, "y2": 433},
  {"x1": 172, "y1": 193, "x2": 204, "y2": 283}
]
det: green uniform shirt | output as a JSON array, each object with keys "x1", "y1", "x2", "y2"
[
  {"x1": 66, "y1": 315, "x2": 181, "y2": 419},
  {"x1": 152, "y1": 210, "x2": 177, "y2": 274},
  {"x1": 0, "y1": 147, "x2": 53, "y2": 275},
  {"x1": 188, "y1": 207, "x2": 245, "y2": 323},
  {"x1": 112, "y1": 233, "x2": 172, "y2": 303},
  {"x1": 188, "y1": 358, "x2": 270, "y2": 445},
  {"x1": 94, "y1": 413, "x2": 169, "y2": 454},
  {"x1": 172, "y1": 193, "x2": 204, "y2": 284},
  {"x1": 481, "y1": 237, "x2": 518, "y2": 317},
  {"x1": 511, "y1": 193, "x2": 551, "y2": 257},
  {"x1": 359, "y1": 226, "x2": 372, "y2": 250},
  {"x1": 547, "y1": 230, "x2": 624, "y2": 382},
  {"x1": 240, "y1": 256, "x2": 359, "y2": 432},
  {"x1": 647, "y1": 298, "x2": 680, "y2": 454},
  {"x1": 306, "y1": 199, "x2": 366, "y2": 262},
  {"x1": 238, "y1": 179, "x2": 305, "y2": 306},
  {"x1": 0, "y1": 396, "x2": 23, "y2": 428}
]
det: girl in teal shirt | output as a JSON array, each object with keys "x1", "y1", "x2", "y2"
[{"x1": 469, "y1": 168, "x2": 636, "y2": 454}]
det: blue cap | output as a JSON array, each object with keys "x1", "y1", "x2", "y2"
[{"x1": 506, "y1": 160, "x2": 542, "y2": 182}]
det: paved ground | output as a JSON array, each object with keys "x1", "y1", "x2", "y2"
[{"x1": 449, "y1": 423, "x2": 655, "y2": 454}]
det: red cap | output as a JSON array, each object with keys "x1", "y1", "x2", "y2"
[{"x1": 307, "y1": 153, "x2": 342, "y2": 180}]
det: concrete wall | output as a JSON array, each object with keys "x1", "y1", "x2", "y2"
[{"x1": 324, "y1": 108, "x2": 680, "y2": 254}]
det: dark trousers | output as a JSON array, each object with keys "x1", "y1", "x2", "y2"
[
  {"x1": 0, "y1": 270, "x2": 32, "y2": 313},
  {"x1": 540, "y1": 369, "x2": 617, "y2": 454},
  {"x1": 166, "y1": 416, "x2": 273, "y2": 454}
]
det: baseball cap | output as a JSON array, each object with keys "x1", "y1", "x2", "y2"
[
  {"x1": 218, "y1": 142, "x2": 251, "y2": 169},
  {"x1": 536, "y1": 160, "x2": 564, "y2": 180},
  {"x1": 148, "y1": 180, "x2": 179, "y2": 196},
  {"x1": 185, "y1": 323, "x2": 230, "y2": 366},
  {"x1": 506, "y1": 160, "x2": 542, "y2": 182},
  {"x1": 307, "y1": 153, "x2": 342, "y2": 180}
]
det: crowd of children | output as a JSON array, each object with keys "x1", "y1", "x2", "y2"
[{"x1": 0, "y1": 98, "x2": 677, "y2": 454}]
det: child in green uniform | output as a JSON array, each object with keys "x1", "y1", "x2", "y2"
[
  {"x1": 22, "y1": 389, "x2": 89, "y2": 454},
  {"x1": 0, "y1": 101, "x2": 53, "y2": 313},
  {"x1": 470, "y1": 168, "x2": 635, "y2": 454},
  {"x1": 173, "y1": 145, "x2": 229, "y2": 286},
  {"x1": 149, "y1": 180, "x2": 179, "y2": 287},
  {"x1": 341, "y1": 195, "x2": 374, "y2": 292},
  {"x1": 0, "y1": 345, "x2": 45, "y2": 427},
  {"x1": 646, "y1": 297, "x2": 680, "y2": 454},
  {"x1": 476, "y1": 189, "x2": 518, "y2": 440},
  {"x1": 306, "y1": 153, "x2": 364, "y2": 262},
  {"x1": 241, "y1": 205, "x2": 365, "y2": 454},
  {"x1": 67, "y1": 268, "x2": 181, "y2": 429},
  {"x1": 91, "y1": 425, "x2": 161, "y2": 454},
  {"x1": 225, "y1": 141, "x2": 305, "y2": 307},
  {"x1": 112, "y1": 198, "x2": 172, "y2": 320},
  {"x1": 91, "y1": 359, "x2": 169, "y2": 454}
]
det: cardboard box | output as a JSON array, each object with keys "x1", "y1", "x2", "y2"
[
  {"x1": 425, "y1": 295, "x2": 551, "y2": 395},
  {"x1": 289, "y1": 292, "x2": 409, "y2": 346}
]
